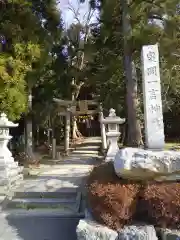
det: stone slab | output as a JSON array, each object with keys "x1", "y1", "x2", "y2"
[
  {"x1": 141, "y1": 44, "x2": 165, "y2": 149},
  {"x1": 2, "y1": 209, "x2": 85, "y2": 218},
  {"x1": 13, "y1": 188, "x2": 78, "y2": 199},
  {"x1": 76, "y1": 219, "x2": 118, "y2": 240},
  {"x1": 159, "y1": 228, "x2": 180, "y2": 240},
  {"x1": 114, "y1": 147, "x2": 180, "y2": 180},
  {"x1": 118, "y1": 225, "x2": 158, "y2": 239},
  {"x1": 13, "y1": 161, "x2": 95, "y2": 193},
  {"x1": 76, "y1": 218, "x2": 158, "y2": 240}
]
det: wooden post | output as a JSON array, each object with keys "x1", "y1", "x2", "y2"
[
  {"x1": 52, "y1": 138, "x2": 56, "y2": 159},
  {"x1": 25, "y1": 91, "x2": 35, "y2": 160},
  {"x1": 65, "y1": 109, "x2": 71, "y2": 155},
  {"x1": 99, "y1": 104, "x2": 107, "y2": 152}
]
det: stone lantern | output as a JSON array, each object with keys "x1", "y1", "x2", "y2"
[
  {"x1": 101, "y1": 109, "x2": 125, "y2": 162},
  {"x1": 0, "y1": 113, "x2": 23, "y2": 193}
]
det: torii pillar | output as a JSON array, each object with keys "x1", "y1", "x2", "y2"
[{"x1": 65, "y1": 107, "x2": 71, "y2": 155}]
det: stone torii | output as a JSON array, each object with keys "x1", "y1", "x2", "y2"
[{"x1": 53, "y1": 98, "x2": 99, "y2": 155}]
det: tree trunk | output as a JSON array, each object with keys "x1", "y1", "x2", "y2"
[
  {"x1": 71, "y1": 79, "x2": 84, "y2": 141},
  {"x1": 65, "y1": 111, "x2": 71, "y2": 154},
  {"x1": 25, "y1": 91, "x2": 36, "y2": 162},
  {"x1": 72, "y1": 117, "x2": 83, "y2": 139},
  {"x1": 125, "y1": 60, "x2": 143, "y2": 146},
  {"x1": 68, "y1": 4, "x2": 92, "y2": 142},
  {"x1": 122, "y1": 0, "x2": 143, "y2": 146}
]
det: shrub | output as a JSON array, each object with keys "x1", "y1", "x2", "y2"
[{"x1": 87, "y1": 162, "x2": 180, "y2": 230}]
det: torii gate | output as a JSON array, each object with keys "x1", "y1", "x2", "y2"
[{"x1": 53, "y1": 98, "x2": 99, "y2": 155}]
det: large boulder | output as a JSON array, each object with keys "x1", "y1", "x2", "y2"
[
  {"x1": 76, "y1": 219, "x2": 118, "y2": 240},
  {"x1": 118, "y1": 225, "x2": 158, "y2": 240},
  {"x1": 114, "y1": 147, "x2": 180, "y2": 180},
  {"x1": 76, "y1": 219, "x2": 158, "y2": 240},
  {"x1": 159, "y1": 228, "x2": 180, "y2": 240}
]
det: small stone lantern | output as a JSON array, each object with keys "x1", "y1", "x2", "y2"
[
  {"x1": 101, "y1": 109, "x2": 125, "y2": 162},
  {"x1": 0, "y1": 113, "x2": 23, "y2": 192}
]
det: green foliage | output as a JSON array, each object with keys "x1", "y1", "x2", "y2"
[
  {"x1": 87, "y1": 0, "x2": 125, "y2": 115},
  {"x1": 129, "y1": 0, "x2": 180, "y2": 112},
  {"x1": 0, "y1": 53, "x2": 27, "y2": 120},
  {"x1": 30, "y1": 0, "x2": 68, "y2": 127},
  {"x1": 0, "y1": 0, "x2": 63, "y2": 120},
  {"x1": 88, "y1": 0, "x2": 180, "y2": 117}
]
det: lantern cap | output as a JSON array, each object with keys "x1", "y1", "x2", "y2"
[
  {"x1": 101, "y1": 108, "x2": 125, "y2": 124},
  {"x1": 109, "y1": 108, "x2": 116, "y2": 117},
  {"x1": 0, "y1": 113, "x2": 18, "y2": 128}
]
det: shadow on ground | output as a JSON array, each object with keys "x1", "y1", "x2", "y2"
[
  {"x1": 5, "y1": 215, "x2": 81, "y2": 240},
  {"x1": 40, "y1": 139, "x2": 101, "y2": 166}
]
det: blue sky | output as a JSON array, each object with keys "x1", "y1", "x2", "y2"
[{"x1": 59, "y1": 0, "x2": 97, "y2": 28}]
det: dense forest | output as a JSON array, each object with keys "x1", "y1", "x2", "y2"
[{"x1": 1, "y1": 0, "x2": 180, "y2": 153}]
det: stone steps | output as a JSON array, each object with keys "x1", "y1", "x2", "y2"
[
  {"x1": 1, "y1": 209, "x2": 85, "y2": 218},
  {"x1": 6, "y1": 198, "x2": 77, "y2": 209},
  {"x1": 2, "y1": 187, "x2": 85, "y2": 218},
  {"x1": 74, "y1": 144, "x2": 100, "y2": 149},
  {"x1": 13, "y1": 188, "x2": 78, "y2": 199}
]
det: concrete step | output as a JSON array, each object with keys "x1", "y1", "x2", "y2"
[
  {"x1": 13, "y1": 188, "x2": 78, "y2": 199},
  {"x1": 72, "y1": 150, "x2": 99, "y2": 154},
  {"x1": 2, "y1": 209, "x2": 85, "y2": 218},
  {"x1": 75, "y1": 146, "x2": 100, "y2": 150},
  {"x1": 9, "y1": 197, "x2": 76, "y2": 204},
  {"x1": 70, "y1": 153, "x2": 99, "y2": 157},
  {"x1": 0, "y1": 192, "x2": 84, "y2": 239},
  {"x1": 4, "y1": 190, "x2": 83, "y2": 214},
  {"x1": 5, "y1": 198, "x2": 78, "y2": 210}
]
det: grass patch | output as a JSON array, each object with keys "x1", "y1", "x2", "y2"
[{"x1": 165, "y1": 142, "x2": 180, "y2": 150}]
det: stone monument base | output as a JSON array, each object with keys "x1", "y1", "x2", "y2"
[
  {"x1": 105, "y1": 133, "x2": 120, "y2": 162},
  {"x1": 114, "y1": 147, "x2": 180, "y2": 181},
  {"x1": 0, "y1": 113, "x2": 24, "y2": 196},
  {"x1": 0, "y1": 160, "x2": 23, "y2": 195},
  {"x1": 77, "y1": 209, "x2": 158, "y2": 240}
]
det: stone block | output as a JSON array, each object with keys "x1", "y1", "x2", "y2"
[
  {"x1": 76, "y1": 219, "x2": 158, "y2": 240},
  {"x1": 85, "y1": 208, "x2": 94, "y2": 220},
  {"x1": 159, "y1": 228, "x2": 180, "y2": 240},
  {"x1": 76, "y1": 219, "x2": 118, "y2": 240},
  {"x1": 118, "y1": 225, "x2": 158, "y2": 239},
  {"x1": 114, "y1": 147, "x2": 180, "y2": 180}
]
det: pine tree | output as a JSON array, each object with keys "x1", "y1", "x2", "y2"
[
  {"x1": 89, "y1": 0, "x2": 180, "y2": 145},
  {"x1": 0, "y1": 0, "x2": 64, "y2": 120}
]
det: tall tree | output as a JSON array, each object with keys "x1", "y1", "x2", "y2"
[
  {"x1": 0, "y1": 0, "x2": 64, "y2": 119},
  {"x1": 0, "y1": 0, "x2": 65, "y2": 161},
  {"x1": 88, "y1": 0, "x2": 180, "y2": 145},
  {"x1": 63, "y1": 0, "x2": 95, "y2": 140},
  {"x1": 0, "y1": 0, "x2": 45, "y2": 120}
]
